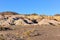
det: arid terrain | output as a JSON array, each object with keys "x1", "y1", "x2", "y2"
[{"x1": 0, "y1": 12, "x2": 60, "y2": 40}]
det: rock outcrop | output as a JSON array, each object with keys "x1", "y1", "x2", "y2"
[{"x1": 0, "y1": 11, "x2": 60, "y2": 26}]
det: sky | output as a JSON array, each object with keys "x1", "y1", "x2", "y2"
[{"x1": 0, "y1": 0, "x2": 60, "y2": 15}]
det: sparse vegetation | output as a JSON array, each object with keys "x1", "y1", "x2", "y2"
[
  {"x1": 31, "y1": 13, "x2": 38, "y2": 15},
  {"x1": 22, "y1": 27, "x2": 39, "y2": 37}
]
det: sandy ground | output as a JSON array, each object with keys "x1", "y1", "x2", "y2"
[{"x1": 0, "y1": 25, "x2": 60, "y2": 40}]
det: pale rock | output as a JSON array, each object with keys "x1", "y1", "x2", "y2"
[
  {"x1": 38, "y1": 19, "x2": 50, "y2": 25},
  {"x1": 14, "y1": 19, "x2": 27, "y2": 25}
]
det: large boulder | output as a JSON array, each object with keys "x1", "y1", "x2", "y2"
[
  {"x1": 14, "y1": 19, "x2": 27, "y2": 25},
  {"x1": 23, "y1": 18, "x2": 33, "y2": 24},
  {"x1": 38, "y1": 19, "x2": 50, "y2": 25},
  {"x1": 38, "y1": 19, "x2": 60, "y2": 26},
  {"x1": 48, "y1": 20, "x2": 60, "y2": 26}
]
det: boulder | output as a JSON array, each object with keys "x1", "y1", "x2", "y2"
[
  {"x1": 23, "y1": 18, "x2": 33, "y2": 24},
  {"x1": 14, "y1": 19, "x2": 27, "y2": 25},
  {"x1": 48, "y1": 20, "x2": 60, "y2": 26},
  {"x1": 38, "y1": 19, "x2": 60, "y2": 26},
  {"x1": 38, "y1": 19, "x2": 50, "y2": 25}
]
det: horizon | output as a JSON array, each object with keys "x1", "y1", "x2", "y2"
[
  {"x1": 0, "y1": 11, "x2": 60, "y2": 16},
  {"x1": 0, "y1": 0, "x2": 60, "y2": 15}
]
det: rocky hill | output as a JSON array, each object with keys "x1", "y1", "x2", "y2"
[{"x1": 0, "y1": 11, "x2": 60, "y2": 27}]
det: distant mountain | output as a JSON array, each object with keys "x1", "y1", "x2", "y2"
[
  {"x1": 54, "y1": 14, "x2": 60, "y2": 16},
  {"x1": 0, "y1": 11, "x2": 19, "y2": 15}
]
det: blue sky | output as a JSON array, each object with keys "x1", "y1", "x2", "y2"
[{"x1": 0, "y1": 0, "x2": 60, "y2": 15}]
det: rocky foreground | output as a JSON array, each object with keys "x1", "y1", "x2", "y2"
[{"x1": 0, "y1": 12, "x2": 60, "y2": 40}]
